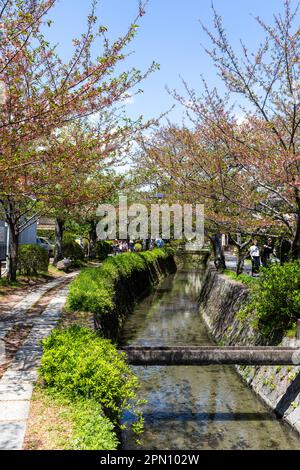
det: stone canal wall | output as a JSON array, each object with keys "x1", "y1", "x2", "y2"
[{"x1": 199, "y1": 268, "x2": 300, "y2": 435}]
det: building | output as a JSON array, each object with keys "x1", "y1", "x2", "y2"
[
  {"x1": 0, "y1": 220, "x2": 37, "y2": 261},
  {"x1": 37, "y1": 217, "x2": 56, "y2": 232}
]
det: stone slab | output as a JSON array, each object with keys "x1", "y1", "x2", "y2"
[
  {"x1": 0, "y1": 400, "x2": 30, "y2": 421},
  {"x1": 0, "y1": 383, "x2": 33, "y2": 401},
  {"x1": 0, "y1": 421, "x2": 27, "y2": 450},
  {"x1": 1, "y1": 369, "x2": 38, "y2": 384}
]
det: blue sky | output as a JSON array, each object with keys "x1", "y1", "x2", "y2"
[{"x1": 46, "y1": 0, "x2": 289, "y2": 124}]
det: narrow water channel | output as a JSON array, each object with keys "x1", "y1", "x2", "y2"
[{"x1": 121, "y1": 269, "x2": 300, "y2": 450}]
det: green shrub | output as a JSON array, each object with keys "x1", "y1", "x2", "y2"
[
  {"x1": 241, "y1": 261, "x2": 300, "y2": 337},
  {"x1": 139, "y1": 248, "x2": 167, "y2": 264},
  {"x1": 68, "y1": 253, "x2": 147, "y2": 314},
  {"x1": 63, "y1": 231, "x2": 77, "y2": 242},
  {"x1": 67, "y1": 249, "x2": 174, "y2": 324},
  {"x1": 67, "y1": 398, "x2": 118, "y2": 450},
  {"x1": 94, "y1": 241, "x2": 112, "y2": 260},
  {"x1": 38, "y1": 391, "x2": 118, "y2": 450},
  {"x1": 18, "y1": 244, "x2": 49, "y2": 275},
  {"x1": 62, "y1": 240, "x2": 84, "y2": 261},
  {"x1": 39, "y1": 326, "x2": 141, "y2": 428},
  {"x1": 223, "y1": 269, "x2": 258, "y2": 286},
  {"x1": 67, "y1": 267, "x2": 115, "y2": 314},
  {"x1": 164, "y1": 246, "x2": 176, "y2": 257},
  {"x1": 66, "y1": 249, "x2": 175, "y2": 342},
  {"x1": 134, "y1": 243, "x2": 142, "y2": 252},
  {"x1": 104, "y1": 252, "x2": 146, "y2": 277}
]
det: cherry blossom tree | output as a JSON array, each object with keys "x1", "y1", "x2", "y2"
[
  {"x1": 170, "y1": 0, "x2": 300, "y2": 259},
  {"x1": 0, "y1": 0, "x2": 157, "y2": 280},
  {"x1": 135, "y1": 123, "x2": 280, "y2": 272}
]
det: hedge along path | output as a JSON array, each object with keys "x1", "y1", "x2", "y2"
[
  {"x1": 0, "y1": 272, "x2": 78, "y2": 450},
  {"x1": 68, "y1": 248, "x2": 177, "y2": 341}
]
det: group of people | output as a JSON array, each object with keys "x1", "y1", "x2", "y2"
[
  {"x1": 148, "y1": 238, "x2": 165, "y2": 249},
  {"x1": 249, "y1": 238, "x2": 278, "y2": 276},
  {"x1": 111, "y1": 238, "x2": 165, "y2": 255},
  {"x1": 112, "y1": 240, "x2": 135, "y2": 255}
]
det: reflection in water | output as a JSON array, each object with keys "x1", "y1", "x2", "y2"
[{"x1": 120, "y1": 270, "x2": 300, "y2": 450}]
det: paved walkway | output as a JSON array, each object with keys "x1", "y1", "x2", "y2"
[
  {"x1": 209, "y1": 252, "x2": 252, "y2": 275},
  {"x1": 0, "y1": 273, "x2": 78, "y2": 450},
  {"x1": 225, "y1": 252, "x2": 252, "y2": 275},
  {"x1": 0, "y1": 275, "x2": 75, "y2": 341}
]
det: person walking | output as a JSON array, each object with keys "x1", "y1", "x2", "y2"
[
  {"x1": 112, "y1": 240, "x2": 118, "y2": 256},
  {"x1": 262, "y1": 237, "x2": 275, "y2": 267},
  {"x1": 249, "y1": 239, "x2": 260, "y2": 276}
]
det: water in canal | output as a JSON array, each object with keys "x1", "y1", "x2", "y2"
[{"x1": 121, "y1": 269, "x2": 300, "y2": 450}]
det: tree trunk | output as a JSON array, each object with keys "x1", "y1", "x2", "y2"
[
  {"x1": 279, "y1": 237, "x2": 292, "y2": 264},
  {"x1": 7, "y1": 223, "x2": 19, "y2": 282},
  {"x1": 54, "y1": 218, "x2": 65, "y2": 264},
  {"x1": 209, "y1": 234, "x2": 226, "y2": 270},
  {"x1": 235, "y1": 242, "x2": 251, "y2": 276},
  {"x1": 236, "y1": 246, "x2": 244, "y2": 276},
  {"x1": 88, "y1": 220, "x2": 97, "y2": 259},
  {"x1": 229, "y1": 235, "x2": 252, "y2": 276},
  {"x1": 236, "y1": 247, "x2": 250, "y2": 276},
  {"x1": 291, "y1": 215, "x2": 300, "y2": 259}
]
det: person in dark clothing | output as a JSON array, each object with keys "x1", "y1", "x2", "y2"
[
  {"x1": 262, "y1": 238, "x2": 275, "y2": 267},
  {"x1": 279, "y1": 238, "x2": 292, "y2": 264}
]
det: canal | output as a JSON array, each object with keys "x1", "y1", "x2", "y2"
[{"x1": 121, "y1": 268, "x2": 300, "y2": 450}]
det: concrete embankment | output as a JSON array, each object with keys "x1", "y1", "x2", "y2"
[{"x1": 199, "y1": 268, "x2": 300, "y2": 434}]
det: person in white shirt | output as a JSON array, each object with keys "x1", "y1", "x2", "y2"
[{"x1": 249, "y1": 239, "x2": 260, "y2": 276}]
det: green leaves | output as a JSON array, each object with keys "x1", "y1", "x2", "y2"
[
  {"x1": 18, "y1": 244, "x2": 49, "y2": 275},
  {"x1": 67, "y1": 399, "x2": 118, "y2": 450},
  {"x1": 243, "y1": 260, "x2": 300, "y2": 337},
  {"x1": 39, "y1": 325, "x2": 142, "y2": 441},
  {"x1": 61, "y1": 240, "x2": 84, "y2": 262},
  {"x1": 67, "y1": 249, "x2": 169, "y2": 315}
]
